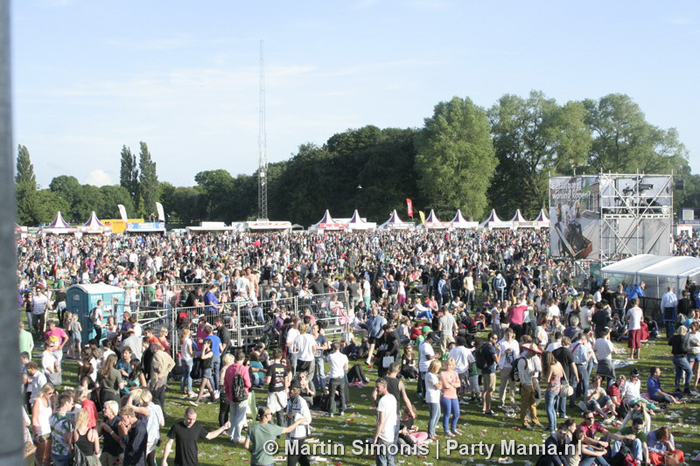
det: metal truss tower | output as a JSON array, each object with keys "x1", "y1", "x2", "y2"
[
  {"x1": 598, "y1": 172, "x2": 673, "y2": 264},
  {"x1": 257, "y1": 39, "x2": 268, "y2": 220}
]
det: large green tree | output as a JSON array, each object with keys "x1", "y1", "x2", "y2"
[
  {"x1": 138, "y1": 142, "x2": 160, "y2": 218},
  {"x1": 119, "y1": 145, "x2": 139, "y2": 214},
  {"x1": 16, "y1": 145, "x2": 38, "y2": 225},
  {"x1": 488, "y1": 91, "x2": 590, "y2": 218},
  {"x1": 415, "y1": 97, "x2": 497, "y2": 220},
  {"x1": 584, "y1": 94, "x2": 689, "y2": 174}
]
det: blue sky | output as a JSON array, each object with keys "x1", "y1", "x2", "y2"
[{"x1": 12, "y1": 0, "x2": 700, "y2": 188}]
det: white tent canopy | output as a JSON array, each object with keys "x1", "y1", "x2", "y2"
[
  {"x1": 510, "y1": 209, "x2": 534, "y2": 229},
  {"x1": 479, "y1": 209, "x2": 513, "y2": 230},
  {"x1": 534, "y1": 208, "x2": 550, "y2": 229},
  {"x1": 347, "y1": 210, "x2": 376, "y2": 230},
  {"x1": 309, "y1": 210, "x2": 348, "y2": 231},
  {"x1": 379, "y1": 210, "x2": 414, "y2": 230},
  {"x1": 424, "y1": 209, "x2": 450, "y2": 229},
  {"x1": 450, "y1": 210, "x2": 478, "y2": 229},
  {"x1": 602, "y1": 254, "x2": 700, "y2": 299},
  {"x1": 42, "y1": 211, "x2": 77, "y2": 235},
  {"x1": 81, "y1": 211, "x2": 112, "y2": 234}
]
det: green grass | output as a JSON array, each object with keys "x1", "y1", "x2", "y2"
[{"x1": 48, "y1": 335, "x2": 700, "y2": 466}]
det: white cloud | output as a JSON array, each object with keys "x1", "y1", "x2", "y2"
[{"x1": 86, "y1": 169, "x2": 113, "y2": 187}]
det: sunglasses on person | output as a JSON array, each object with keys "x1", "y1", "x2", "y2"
[{"x1": 585, "y1": 416, "x2": 595, "y2": 421}]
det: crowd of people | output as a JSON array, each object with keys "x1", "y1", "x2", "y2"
[{"x1": 15, "y1": 228, "x2": 700, "y2": 466}]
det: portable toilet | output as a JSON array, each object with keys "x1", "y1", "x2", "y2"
[{"x1": 66, "y1": 284, "x2": 126, "y2": 342}]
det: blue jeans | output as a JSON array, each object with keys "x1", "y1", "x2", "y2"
[
  {"x1": 440, "y1": 397, "x2": 460, "y2": 433},
  {"x1": 314, "y1": 356, "x2": 326, "y2": 389},
  {"x1": 580, "y1": 456, "x2": 610, "y2": 466},
  {"x1": 211, "y1": 355, "x2": 221, "y2": 390},
  {"x1": 673, "y1": 356, "x2": 692, "y2": 390},
  {"x1": 374, "y1": 438, "x2": 396, "y2": 466},
  {"x1": 613, "y1": 439, "x2": 643, "y2": 462},
  {"x1": 428, "y1": 402, "x2": 441, "y2": 438},
  {"x1": 228, "y1": 398, "x2": 248, "y2": 441},
  {"x1": 52, "y1": 454, "x2": 71, "y2": 466},
  {"x1": 545, "y1": 389, "x2": 558, "y2": 431},
  {"x1": 181, "y1": 359, "x2": 193, "y2": 393}
]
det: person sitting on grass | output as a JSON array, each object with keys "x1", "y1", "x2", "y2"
[
  {"x1": 647, "y1": 366, "x2": 683, "y2": 405},
  {"x1": 584, "y1": 376, "x2": 617, "y2": 424},
  {"x1": 647, "y1": 426, "x2": 685, "y2": 466}
]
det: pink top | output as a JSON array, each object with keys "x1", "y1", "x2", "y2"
[
  {"x1": 440, "y1": 370, "x2": 460, "y2": 399},
  {"x1": 507, "y1": 305, "x2": 527, "y2": 325},
  {"x1": 224, "y1": 363, "x2": 252, "y2": 402}
]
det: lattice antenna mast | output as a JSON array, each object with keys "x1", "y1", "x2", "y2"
[{"x1": 257, "y1": 39, "x2": 268, "y2": 220}]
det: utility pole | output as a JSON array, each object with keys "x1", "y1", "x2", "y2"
[
  {"x1": 257, "y1": 39, "x2": 268, "y2": 220},
  {"x1": 0, "y1": 0, "x2": 26, "y2": 463}
]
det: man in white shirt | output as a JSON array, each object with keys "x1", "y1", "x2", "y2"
[
  {"x1": 661, "y1": 286, "x2": 679, "y2": 338},
  {"x1": 326, "y1": 342, "x2": 349, "y2": 416},
  {"x1": 449, "y1": 337, "x2": 474, "y2": 405},
  {"x1": 286, "y1": 317, "x2": 300, "y2": 377},
  {"x1": 625, "y1": 298, "x2": 644, "y2": 360},
  {"x1": 373, "y1": 378, "x2": 398, "y2": 466},
  {"x1": 497, "y1": 328, "x2": 520, "y2": 408},
  {"x1": 293, "y1": 323, "x2": 316, "y2": 376},
  {"x1": 286, "y1": 381, "x2": 312, "y2": 466},
  {"x1": 438, "y1": 308, "x2": 457, "y2": 353},
  {"x1": 417, "y1": 333, "x2": 436, "y2": 399}
]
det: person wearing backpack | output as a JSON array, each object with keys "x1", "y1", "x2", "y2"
[
  {"x1": 517, "y1": 343, "x2": 544, "y2": 430},
  {"x1": 224, "y1": 350, "x2": 252, "y2": 444},
  {"x1": 479, "y1": 332, "x2": 500, "y2": 415}
]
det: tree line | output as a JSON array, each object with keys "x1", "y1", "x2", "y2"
[{"x1": 15, "y1": 91, "x2": 700, "y2": 227}]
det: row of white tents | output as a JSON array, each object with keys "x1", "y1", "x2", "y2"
[
  {"x1": 309, "y1": 208, "x2": 551, "y2": 231},
  {"x1": 22, "y1": 208, "x2": 552, "y2": 235},
  {"x1": 34, "y1": 211, "x2": 112, "y2": 235}
]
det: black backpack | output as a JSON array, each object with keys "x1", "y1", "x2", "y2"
[
  {"x1": 230, "y1": 366, "x2": 248, "y2": 403},
  {"x1": 474, "y1": 345, "x2": 488, "y2": 371},
  {"x1": 510, "y1": 357, "x2": 526, "y2": 383}
]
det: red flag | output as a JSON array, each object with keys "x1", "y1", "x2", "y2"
[{"x1": 406, "y1": 198, "x2": 413, "y2": 218}]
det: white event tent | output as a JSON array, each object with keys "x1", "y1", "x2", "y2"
[
  {"x1": 479, "y1": 209, "x2": 513, "y2": 230},
  {"x1": 510, "y1": 209, "x2": 534, "y2": 229},
  {"x1": 80, "y1": 211, "x2": 112, "y2": 234},
  {"x1": 309, "y1": 210, "x2": 348, "y2": 232},
  {"x1": 423, "y1": 209, "x2": 451, "y2": 229},
  {"x1": 534, "y1": 209, "x2": 550, "y2": 229},
  {"x1": 450, "y1": 210, "x2": 478, "y2": 229},
  {"x1": 379, "y1": 210, "x2": 414, "y2": 230},
  {"x1": 601, "y1": 255, "x2": 700, "y2": 299},
  {"x1": 42, "y1": 211, "x2": 77, "y2": 235},
  {"x1": 347, "y1": 210, "x2": 376, "y2": 230}
]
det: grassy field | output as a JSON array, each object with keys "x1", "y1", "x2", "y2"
[{"x1": 48, "y1": 333, "x2": 700, "y2": 466}]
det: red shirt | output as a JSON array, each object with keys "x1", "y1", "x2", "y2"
[
  {"x1": 82, "y1": 399, "x2": 98, "y2": 429},
  {"x1": 224, "y1": 363, "x2": 252, "y2": 403},
  {"x1": 579, "y1": 421, "x2": 607, "y2": 438}
]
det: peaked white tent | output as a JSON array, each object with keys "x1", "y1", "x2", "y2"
[
  {"x1": 42, "y1": 211, "x2": 77, "y2": 235},
  {"x1": 379, "y1": 210, "x2": 414, "y2": 230},
  {"x1": 309, "y1": 210, "x2": 348, "y2": 231},
  {"x1": 479, "y1": 209, "x2": 513, "y2": 230},
  {"x1": 534, "y1": 208, "x2": 550, "y2": 229},
  {"x1": 450, "y1": 210, "x2": 478, "y2": 229},
  {"x1": 81, "y1": 211, "x2": 113, "y2": 234},
  {"x1": 424, "y1": 209, "x2": 451, "y2": 229},
  {"x1": 347, "y1": 210, "x2": 376, "y2": 230},
  {"x1": 510, "y1": 209, "x2": 534, "y2": 229}
]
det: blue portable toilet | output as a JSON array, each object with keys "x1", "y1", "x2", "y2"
[{"x1": 66, "y1": 284, "x2": 126, "y2": 342}]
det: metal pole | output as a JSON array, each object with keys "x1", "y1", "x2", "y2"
[{"x1": 0, "y1": 0, "x2": 26, "y2": 463}]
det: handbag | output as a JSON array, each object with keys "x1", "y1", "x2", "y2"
[{"x1": 559, "y1": 371, "x2": 574, "y2": 398}]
